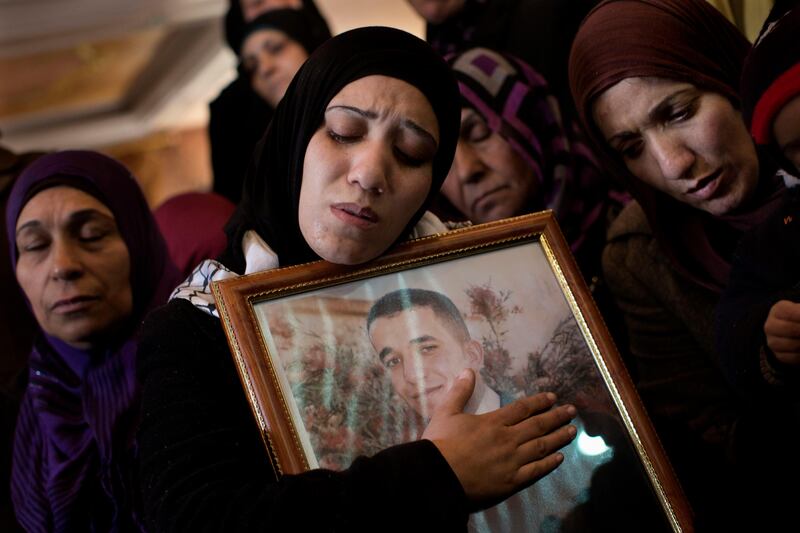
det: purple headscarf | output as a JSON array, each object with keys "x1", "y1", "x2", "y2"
[{"x1": 5, "y1": 151, "x2": 180, "y2": 532}]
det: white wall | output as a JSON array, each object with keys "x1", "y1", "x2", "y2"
[{"x1": 315, "y1": 0, "x2": 424, "y2": 37}]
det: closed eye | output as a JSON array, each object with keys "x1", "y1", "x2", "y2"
[
  {"x1": 16, "y1": 226, "x2": 50, "y2": 254},
  {"x1": 394, "y1": 147, "x2": 426, "y2": 168},
  {"x1": 619, "y1": 140, "x2": 644, "y2": 160},
  {"x1": 465, "y1": 121, "x2": 490, "y2": 143},
  {"x1": 263, "y1": 40, "x2": 286, "y2": 55},
  {"x1": 80, "y1": 231, "x2": 108, "y2": 243},
  {"x1": 20, "y1": 239, "x2": 49, "y2": 253},
  {"x1": 328, "y1": 130, "x2": 359, "y2": 144},
  {"x1": 666, "y1": 100, "x2": 697, "y2": 124}
]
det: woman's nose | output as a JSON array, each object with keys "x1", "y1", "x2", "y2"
[
  {"x1": 50, "y1": 241, "x2": 83, "y2": 281},
  {"x1": 256, "y1": 53, "x2": 276, "y2": 79},
  {"x1": 649, "y1": 133, "x2": 695, "y2": 182},
  {"x1": 452, "y1": 142, "x2": 486, "y2": 184},
  {"x1": 347, "y1": 141, "x2": 390, "y2": 194}
]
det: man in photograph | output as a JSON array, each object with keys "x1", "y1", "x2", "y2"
[
  {"x1": 367, "y1": 287, "x2": 610, "y2": 532},
  {"x1": 366, "y1": 288, "x2": 503, "y2": 420}
]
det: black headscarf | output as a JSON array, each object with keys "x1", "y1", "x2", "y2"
[
  {"x1": 221, "y1": 26, "x2": 461, "y2": 272},
  {"x1": 237, "y1": 8, "x2": 332, "y2": 63},
  {"x1": 224, "y1": 0, "x2": 329, "y2": 54}
]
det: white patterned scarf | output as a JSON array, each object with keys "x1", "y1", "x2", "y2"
[{"x1": 170, "y1": 212, "x2": 451, "y2": 318}]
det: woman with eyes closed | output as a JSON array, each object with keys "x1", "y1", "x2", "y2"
[
  {"x1": 440, "y1": 47, "x2": 617, "y2": 279},
  {"x1": 5, "y1": 150, "x2": 180, "y2": 532},
  {"x1": 569, "y1": 0, "x2": 787, "y2": 526},
  {"x1": 137, "y1": 27, "x2": 577, "y2": 532}
]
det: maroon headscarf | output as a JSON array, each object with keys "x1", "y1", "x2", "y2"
[
  {"x1": 154, "y1": 192, "x2": 235, "y2": 277},
  {"x1": 6, "y1": 151, "x2": 181, "y2": 531},
  {"x1": 569, "y1": 0, "x2": 785, "y2": 292}
]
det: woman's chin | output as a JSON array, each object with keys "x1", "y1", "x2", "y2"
[
  {"x1": 311, "y1": 241, "x2": 383, "y2": 266},
  {"x1": 474, "y1": 206, "x2": 519, "y2": 224}
]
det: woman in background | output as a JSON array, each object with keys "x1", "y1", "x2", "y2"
[
  {"x1": 569, "y1": 0, "x2": 787, "y2": 527},
  {"x1": 6, "y1": 151, "x2": 180, "y2": 531},
  {"x1": 210, "y1": 3, "x2": 330, "y2": 203},
  {"x1": 441, "y1": 46, "x2": 618, "y2": 278}
]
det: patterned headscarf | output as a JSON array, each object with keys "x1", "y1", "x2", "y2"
[
  {"x1": 448, "y1": 47, "x2": 612, "y2": 255},
  {"x1": 6, "y1": 151, "x2": 180, "y2": 531}
]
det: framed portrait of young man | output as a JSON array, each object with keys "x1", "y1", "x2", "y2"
[{"x1": 213, "y1": 211, "x2": 693, "y2": 532}]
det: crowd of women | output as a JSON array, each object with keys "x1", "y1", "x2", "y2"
[{"x1": 2, "y1": 0, "x2": 800, "y2": 530}]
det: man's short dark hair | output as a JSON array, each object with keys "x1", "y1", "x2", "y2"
[{"x1": 366, "y1": 288, "x2": 470, "y2": 343}]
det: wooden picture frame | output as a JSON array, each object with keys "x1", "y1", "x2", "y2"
[{"x1": 213, "y1": 211, "x2": 693, "y2": 532}]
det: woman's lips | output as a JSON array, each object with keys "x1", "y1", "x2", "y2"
[
  {"x1": 686, "y1": 169, "x2": 723, "y2": 201},
  {"x1": 331, "y1": 203, "x2": 379, "y2": 229},
  {"x1": 52, "y1": 295, "x2": 99, "y2": 314}
]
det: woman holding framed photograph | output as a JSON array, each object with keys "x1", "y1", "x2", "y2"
[
  {"x1": 137, "y1": 27, "x2": 577, "y2": 531},
  {"x1": 569, "y1": 0, "x2": 788, "y2": 527}
]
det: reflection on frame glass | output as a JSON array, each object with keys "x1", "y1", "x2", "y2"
[{"x1": 214, "y1": 212, "x2": 692, "y2": 532}]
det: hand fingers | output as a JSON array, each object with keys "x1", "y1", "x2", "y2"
[
  {"x1": 770, "y1": 300, "x2": 800, "y2": 322},
  {"x1": 513, "y1": 451, "x2": 566, "y2": 488},
  {"x1": 512, "y1": 404, "x2": 576, "y2": 445},
  {"x1": 766, "y1": 336, "x2": 800, "y2": 354},
  {"x1": 772, "y1": 351, "x2": 800, "y2": 366},
  {"x1": 516, "y1": 424, "x2": 577, "y2": 465},
  {"x1": 765, "y1": 317, "x2": 800, "y2": 339},
  {"x1": 434, "y1": 368, "x2": 476, "y2": 416},
  {"x1": 495, "y1": 392, "x2": 558, "y2": 426}
]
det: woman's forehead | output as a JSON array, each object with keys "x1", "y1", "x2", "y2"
[
  {"x1": 17, "y1": 186, "x2": 112, "y2": 226},
  {"x1": 242, "y1": 28, "x2": 289, "y2": 51},
  {"x1": 592, "y1": 77, "x2": 695, "y2": 134},
  {"x1": 326, "y1": 75, "x2": 440, "y2": 140}
]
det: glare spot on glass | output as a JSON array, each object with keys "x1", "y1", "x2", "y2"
[{"x1": 576, "y1": 429, "x2": 610, "y2": 456}]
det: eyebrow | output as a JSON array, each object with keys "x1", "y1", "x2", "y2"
[
  {"x1": 606, "y1": 88, "x2": 697, "y2": 146},
  {"x1": 326, "y1": 105, "x2": 439, "y2": 148},
  {"x1": 410, "y1": 335, "x2": 436, "y2": 345},
  {"x1": 378, "y1": 346, "x2": 393, "y2": 362},
  {"x1": 377, "y1": 334, "x2": 438, "y2": 363},
  {"x1": 16, "y1": 208, "x2": 113, "y2": 238}
]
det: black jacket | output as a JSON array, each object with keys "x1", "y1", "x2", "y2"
[
  {"x1": 136, "y1": 298, "x2": 468, "y2": 532},
  {"x1": 208, "y1": 78, "x2": 273, "y2": 204},
  {"x1": 716, "y1": 186, "x2": 800, "y2": 400}
]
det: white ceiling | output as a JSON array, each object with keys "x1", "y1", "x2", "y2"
[{"x1": 0, "y1": 0, "x2": 423, "y2": 152}]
